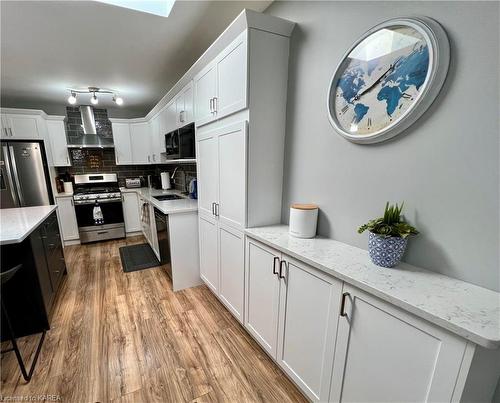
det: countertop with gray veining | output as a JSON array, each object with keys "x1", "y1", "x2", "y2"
[
  {"x1": 120, "y1": 187, "x2": 198, "y2": 215},
  {"x1": 0, "y1": 205, "x2": 58, "y2": 245},
  {"x1": 245, "y1": 225, "x2": 500, "y2": 349}
]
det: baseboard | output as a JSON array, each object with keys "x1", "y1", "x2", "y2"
[
  {"x1": 63, "y1": 239, "x2": 80, "y2": 247},
  {"x1": 126, "y1": 231, "x2": 143, "y2": 237}
]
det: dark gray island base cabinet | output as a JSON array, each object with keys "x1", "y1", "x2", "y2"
[{"x1": 1, "y1": 211, "x2": 66, "y2": 340}]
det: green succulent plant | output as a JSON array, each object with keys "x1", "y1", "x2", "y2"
[{"x1": 358, "y1": 202, "x2": 419, "y2": 239}]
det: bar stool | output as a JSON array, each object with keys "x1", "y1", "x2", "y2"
[{"x1": 1, "y1": 264, "x2": 46, "y2": 382}]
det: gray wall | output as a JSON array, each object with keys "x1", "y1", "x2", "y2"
[{"x1": 266, "y1": 1, "x2": 499, "y2": 292}]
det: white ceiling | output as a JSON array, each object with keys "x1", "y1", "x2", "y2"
[{"x1": 0, "y1": 0, "x2": 272, "y2": 118}]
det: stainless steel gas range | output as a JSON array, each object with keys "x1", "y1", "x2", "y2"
[{"x1": 73, "y1": 173, "x2": 125, "y2": 243}]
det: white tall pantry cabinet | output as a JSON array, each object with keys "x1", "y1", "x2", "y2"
[{"x1": 195, "y1": 15, "x2": 295, "y2": 325}]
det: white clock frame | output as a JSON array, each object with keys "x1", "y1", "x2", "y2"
[{"x1": 327, "y1": 16, "x2": 450, "y2": 144}]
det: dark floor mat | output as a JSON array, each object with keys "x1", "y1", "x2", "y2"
[{"x1": 119, "y1": 243, "x2": 160, "y2": 273}]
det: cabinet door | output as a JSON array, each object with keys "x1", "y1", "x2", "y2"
[
  {"x1": 330, "y1": 284, "x2": 468, "y2": 403},
  {"x1": 217, "y1": 121, "x2": 246, "y2": 230},
  {"x1": 196, "y1": 132, "x2": 218, "y2": 218},
  {"x1": 3, "y1": 114, "x2": 40, "y2": 139},
  {"x1": 218, "y1": 225, "x2": 244, "y2": 323},
  {"x1": 216, "y1": 32, "x2": 248, "y2": 119},
  {"x1": 199, "y1": 213, "x2": 219, "y2": 293},
  {"x1": 0, "y1": 116, "x2": 9, "y2": 139},
  {"x1": 149, "y1": 203, "x2": 159, "y2": 261},
  {"x1": 194, "y1": 61, "x2": 217, "y2": 127},
  {"x1": 130, "y1": 122, "x2": 151, "y2": 164},
  {"x1": 175, "y1": 93, "x2": 184, "y2": 128},
  {"x1": 149, "y1": 116, "x2": 162, "y2": 163},
  {"x1": 55, "y1": 197, "x2": 79, "y2": 241},
  {"x1": 112, "y1": 123, "x2": 133, "y2": 165},
  {"x1": 277, "y1": 257, "x2": 342, "y2": 402},
  {"x1": 122, "y1": 192, "x2": 141, "y2": 233},
  {"x1": 46, "y1": 120, "x2": 70, "y2": 166},
  {"x1": 159, "y1": 105, "x2": 169, "y2": 137},
  {"x1": 182, "y1": 84, "x2": 194, "y2": 125},
  {"x1": 245, "y1": 238, "x2": 281, "y2": 358},
  {"x1": 165, "y1": 101, "x2": 177, "y2": 133}
]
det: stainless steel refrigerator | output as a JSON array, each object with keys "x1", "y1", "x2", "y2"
[{"x1": 1, "y1": 141, "x2": 53, "y2": 208}]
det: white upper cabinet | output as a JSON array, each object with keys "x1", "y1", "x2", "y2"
[
  {"x1": 175, "y1": 82, "x2": 194, "y2": 127},
  {"x1": 217, "y1": 122, "x2": 246, "y2": 230},
  {"x1": 194, "y1": 62, "x2": 217, "y2": 127},
  {"x1": 196, "y1": 131, "x2": 218, "y2": 218},
  {"x1": 197, "y1": 121, "x2": 247, "y2": 230},
  {"x1": 216, "y1": 32, "x2": 248, "y2": 119},
  {"x1": 46, "y1": 119, "x2": 70, "y2": 166},
  {"x1": 130, "y1": 122, "x2": 151, "y2": 164},
  {"x1": 329, "y1": 283, "x2": 468, "y2": 403},
  {"x1": 1, "y1": 114, "x2": 41, "y2": 139},
  {"x1": 194, "y1": 32, "x2": 248, "y2": 127},
  {"x1": 112, "y1": 122, "x2": 133, "y2": 165},
  {"x1": 149, "y1": 115, "x2": 162, "y2": 163}
]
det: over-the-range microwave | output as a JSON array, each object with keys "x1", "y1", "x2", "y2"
[{"x1": 165, "y1": 123, "x2": 195, "y2": 160}]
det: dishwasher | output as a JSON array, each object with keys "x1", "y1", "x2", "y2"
[{"x1": 154, "y1": 208, "x2": 172, "y2": 277}]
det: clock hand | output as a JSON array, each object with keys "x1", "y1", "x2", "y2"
[{"x1": 352, "y1": 58, "x2": 401, "y2": 102}]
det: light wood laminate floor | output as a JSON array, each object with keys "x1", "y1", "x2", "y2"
[{"x1": 1, "y1": 236, "x2": 306, "y2": 402}]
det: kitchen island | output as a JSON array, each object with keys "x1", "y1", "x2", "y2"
[
  {"x1": 1, "y1": 206, "x2": 66, "y2": 339},
  {"x1": 121, "y1": 188, "x2": 201, "y2": 291}
]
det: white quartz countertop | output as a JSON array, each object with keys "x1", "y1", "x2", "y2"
[
  {"x1": 245, "y1": 225, "x2": 500, "y2": 349},
  {"x1": 0, "y1": 205, "x2": 58, "y2": 245},
  {"x1": 120, "y1": 187, "x2": 198, "y2": 215}
]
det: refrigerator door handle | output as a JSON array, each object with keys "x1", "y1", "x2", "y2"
[
  {"x1": 8, "y1": 145, "x2": 25, "y2": 206},
  {"x1": 2, "y1": 145, "x2": 19, "y2": 206}
]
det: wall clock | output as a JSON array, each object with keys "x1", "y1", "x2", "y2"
[{"x1": 327, "y1": 17, "x2": 450, "y2": 144}]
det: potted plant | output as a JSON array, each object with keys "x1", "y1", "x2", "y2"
[{"x1": 358, "y1": 202, "x2": 418, "y2": 268}]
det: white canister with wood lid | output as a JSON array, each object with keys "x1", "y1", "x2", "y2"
[{"x1": 289, "y1": 204, "x2": 319, "y2": 238}]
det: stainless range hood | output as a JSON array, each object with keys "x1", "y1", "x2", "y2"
[{"x1": 67, "y1": 106, "x2": 114, "y2": 148}]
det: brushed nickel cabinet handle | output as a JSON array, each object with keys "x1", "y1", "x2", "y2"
[
  {"x1": 279, "y1": 260, "x2": 287, "y2": 279},
  {"x1": 273, "y1": 257, "x2": 279, "y2": 276}
]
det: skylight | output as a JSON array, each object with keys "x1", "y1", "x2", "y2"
[{"x1": 97, "y1": 0, "x2": 176, "y2": 17}]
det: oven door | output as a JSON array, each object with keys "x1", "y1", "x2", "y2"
[{"x1": 74, "y1": 199, "x2": 125, "y2": 242}]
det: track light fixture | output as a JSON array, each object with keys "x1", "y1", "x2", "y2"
[
  {"x1": 66, "y1": 87, "x2": 124, "y2": 106},
  {"x1": 90, "y1": 92, "x2": 99, "y2": 105},
  {"x1": 112, "y1": 95, "x2": 124, "y2": 106}
]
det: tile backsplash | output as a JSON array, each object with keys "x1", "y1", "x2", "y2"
[{"x1": 55, "y1": 148, "x2": 196, "y2": 191}]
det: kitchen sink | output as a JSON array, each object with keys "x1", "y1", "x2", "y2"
[{"x1": 153, "y1": 194, "x2": 184, "y2": 201}]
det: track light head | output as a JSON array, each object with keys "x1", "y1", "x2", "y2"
[
  {"x1": 68, "y1": 91, "x2": 77, "y2": 105},
  {"x1": 113, "y1": 95, "x2": 124, "y2": 106}
]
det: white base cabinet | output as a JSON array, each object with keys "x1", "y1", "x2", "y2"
[
  {"x1": 329, "y1": 283, "x2": 468, "y2": 403},
  {"x1": 218, "y1": 225, "x2": 245, "y2": 322},
  {"x1": 122, "y1": 192, "x2": 141, "y2": 233},
  {"x1": 245, "y1": 238, "x2": 342, "y2": 401},
  {"x1": 55, "y1": 196, "x2": 79, "y2": 242},
  {"x1": 198, "y1": 212, "x2": 220, "y2": 292},
  {"x1": 243, "y1": 235, "x2": 499, "y2": 403}
]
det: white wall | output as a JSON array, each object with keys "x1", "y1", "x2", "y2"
[{"x1": 266, "y1": 1, "x2": 499, "y2": 292}]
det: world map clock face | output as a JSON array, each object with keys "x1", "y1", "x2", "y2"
[{"x1": 333, "y1": 25, "x2": 430, "y2": 136}]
